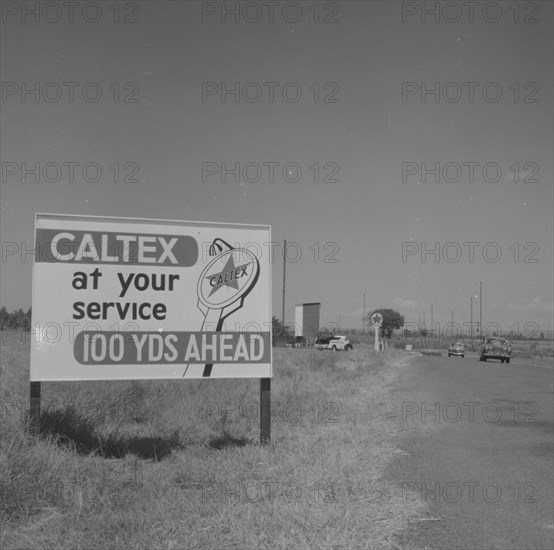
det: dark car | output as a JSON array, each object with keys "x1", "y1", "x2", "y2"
[
  {"x1": 448, "y1": 341, "x2": 465, "y2": 357},
  {"x1": 479, "y1": 337, "x2": 511, "y2": 363}
]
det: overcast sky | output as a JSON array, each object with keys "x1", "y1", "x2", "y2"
[{"x1": 1, "y1": 0, "x2": 553, "y2": 335}]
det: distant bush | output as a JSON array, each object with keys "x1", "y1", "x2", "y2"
[{"x1": 0, "y1": 306, "x2": 32, "y2": 331}]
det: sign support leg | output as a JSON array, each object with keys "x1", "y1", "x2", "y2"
[
  {"x1": 30, "y1": 381, "x2": 41, "y2": 435},
  {"x1": 260, "y1": 378, "x2": 271, "y2": 444}
]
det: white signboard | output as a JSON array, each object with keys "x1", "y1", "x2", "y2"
[{"x1": 31, "y1": 214, "x2": 272, "y2": 381}]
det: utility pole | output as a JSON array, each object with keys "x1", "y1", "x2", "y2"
[
  {"x1": 470, "y1": 295, "x2": 473, "y2": 343},
  {"x1": 470, "y1": 292, "x2": 479, "y2": 345},
  {"x1": 282, "y1": 240, "x2": 286, "y2": 325},
  {"x1": 362, "y1": 292, "x2": 366, "y2": 335},
  {"x1": 479, "y1": 280, "x2": 482, "y2": 340}
]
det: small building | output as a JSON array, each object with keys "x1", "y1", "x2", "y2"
[{"x1": 294, "y1": 302, "x2": 321, "y2": 340}]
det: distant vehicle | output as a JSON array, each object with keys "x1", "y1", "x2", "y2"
[
  {"x1": 479, "y1": 337, "x2": 511, "y2": 363},
  {"x1": 328, "y1": 335, "x2": 353, "y2": 351},
  {"x1": 448, "y1": 341, "x2": 465, "y2": 358},
  {"x1": 314, "y1": 335, "x2": 332, "y2": 350},
  {"x1": 314, "y1": 334, "x2": 353, "y2": 351}
]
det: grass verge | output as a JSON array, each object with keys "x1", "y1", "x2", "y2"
[{"x1": 1, "y1": 332, "x2": 423, "y2": 549}]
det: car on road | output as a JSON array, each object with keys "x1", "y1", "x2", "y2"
[
  {"x1": 448, "y1": 341, "x2": 465, "y2": 357},
  {"x1": 479, "y1": 337, "x2": 511, "y2": 363}
]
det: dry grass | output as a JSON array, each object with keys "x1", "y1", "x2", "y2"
[{"x1": 1, "y1": 331, "x2": 423, "y2": 549}]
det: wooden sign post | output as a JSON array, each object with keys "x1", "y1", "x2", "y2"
[
  {"x1": 260, "y1": 378, "x2": 271, "y2": 444},
  {"x1": 29, "y1": 381, "x2": 41, "y2": 435}
]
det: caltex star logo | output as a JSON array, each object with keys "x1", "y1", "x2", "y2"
[
  {"x1": 371, "y1": 313, "x2": 383, "y2": 325},
  {"x1": 205, "y1": 254, "x2": 251, "y2": 297},
  {"x1": 197, "y1": 248, "x2": 260, "y2": 310}
]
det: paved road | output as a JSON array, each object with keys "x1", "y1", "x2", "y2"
[{"x1": 385, "y1": 353, "x2": 554, "y2": 550}]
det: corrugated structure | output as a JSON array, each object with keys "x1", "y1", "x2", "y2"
[{"x1": 294, "y1": 302, "x2": 321, "y2": 339}]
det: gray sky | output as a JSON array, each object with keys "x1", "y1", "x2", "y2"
[{"x1": 1, "y1": 0, "x2": 553, "y2": 334}]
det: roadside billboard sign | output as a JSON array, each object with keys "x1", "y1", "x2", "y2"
[{"x1": 30, "y1": 213, "x2": 272, "y2": 381}]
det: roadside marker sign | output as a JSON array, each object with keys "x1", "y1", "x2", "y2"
[
  {"x1": 370, "y1": 312, "x2": 383, "y2": 352},
  {"x1": 370, "y1": 312, "x2": 383, "y2": 327}
]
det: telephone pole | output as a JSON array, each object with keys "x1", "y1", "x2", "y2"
[
  {"x1": 282, "y1": 240, "x2": 286, "y2": 325},
  {"x1": 470, "y1": 293, "x2": 478, "y2": 344},
  {"x1": 362, "y1": 292, "x2": 366, "y2": 334},
  {"x1": 479, "y1": 280, "x2": 482, "y2": 339},
  {"x1": 470, "y1": 296, "x2": 473, "y2": 342}
]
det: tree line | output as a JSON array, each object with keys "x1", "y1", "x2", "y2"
[
  {"x1": 1, "y1": 307, "x2": 407, "y2": 340},
  {"x1": 0, "y1": 306, "x2": 32, "y2": 331}
]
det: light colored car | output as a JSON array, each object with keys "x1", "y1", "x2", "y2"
[
  {"x1": 479, "y1": 337, "x2": 511, "y2": 363},
  {"x1": 314, "y1": 336, "x2": 331, "y2": 350},
  {"x1": 448, "y1": 341, "x2": 465, "y2": 357},
  {"x1": 328, "y1": 335, "x2": 353, "y2": 351}
]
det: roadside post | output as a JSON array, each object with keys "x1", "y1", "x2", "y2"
[
  {"x1": 260, "y1": 378, "x2": 271, "y2": 444},
  {"x1": 29, "y1": 381, "x2": 41, "y2": 435},
  {"x1": 370, "y1": 312, "x2": 383, "y2": 352}
]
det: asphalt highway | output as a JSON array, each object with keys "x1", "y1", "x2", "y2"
[{"x1": 386, "y1": 353, "x2": 554, "y2": 550}]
